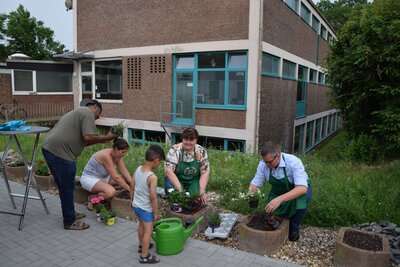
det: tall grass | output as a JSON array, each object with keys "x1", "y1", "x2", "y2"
[{"x1": 1, "y1": 131, "x2": 399, "y2": 227}]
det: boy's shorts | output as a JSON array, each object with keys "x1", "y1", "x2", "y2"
[{"x1": 133, "y1": 207, "x2": 154, "y2": 222}]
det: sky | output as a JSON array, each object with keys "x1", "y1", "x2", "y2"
[{"x1": 1, "y1": 0, "x2": 73, "y2": 50}]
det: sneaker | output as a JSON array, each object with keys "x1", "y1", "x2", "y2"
[{"x1": 289, "y1": 227, "x2": 300, "y2": 241}]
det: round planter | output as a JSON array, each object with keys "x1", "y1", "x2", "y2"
[
  {"x1": 32, "y1": 174, "x2": 56, "y2": 191},
  {"x1": 4, "y1": 165, "x2": 28, "y2": 181},
  {"x1": 111, "y1": 190, "x2": 135, "y2": 220},
  {"x1": 334, "y1": 227, "x2": 390, "y2": 267},
  {"x1": 166, "y1": 204, "x2": 214, "y2": 234},
  {"x1": 239, "y1": 214, "x2": 289, "y2": 255}
]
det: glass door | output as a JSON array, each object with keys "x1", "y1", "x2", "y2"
[{"x1": 173, "y1": 72, "x2": 194, "y2": 125}]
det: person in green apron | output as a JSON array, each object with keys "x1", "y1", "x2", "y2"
[
  {"x1": 164, "y1": 127, "x2": 210, "y2": 204},
  {"x1": 249, "y1": 141, "x2": 312, "y2": 241}
]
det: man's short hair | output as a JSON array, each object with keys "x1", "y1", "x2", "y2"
[
  {"x1": 260, "y1": 141, "x2": 280, "y2": 157},
  {"x1": 80, "y1": 98, "x2": 102, "y2": 111}
]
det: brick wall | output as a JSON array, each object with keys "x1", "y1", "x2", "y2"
[
  {"x1": 77, "y1": 0, "x2": 249, "y2": 51},
  {"x1": 101, "y1": 54, "x2": 173, "y2": 121},
  {"x1": 258, "y1": 76, "x2": 297, "y2": 151},
  {"x1": 195, "y1": 109, "x2": 246, "y2": 129},
  {"x1": 306, "y1": 83, "x2": 332, "y2": 114},
  {"x1": 0, "y1": 74, "x2": 12, "y2": 103}
]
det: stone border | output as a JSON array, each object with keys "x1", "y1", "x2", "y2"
[
  {"x1": 334, "y1": 227, "x2": 390, "y2": 267},
  {"x1": 165, "y1": 204, "x2": 214, "y2": 234},
  {"x1": 239, "y1": 216, "x2": 289, "y2": 255}
]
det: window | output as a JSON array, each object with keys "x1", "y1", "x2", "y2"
[
  {"x1": 13, "y1": 69, "x2": 72, "y2": 94},
  {"x1": 305, "y1": 122, "x2": 313, "y2": 150},
  {"x1": 298, "y1": 65, "x2": 308, "y2": 81},
  {"x1": 320, "y1": 25, "x2": 327, "y2": 40},
  {"x1": 300, "y1": 3, "x2": 311, "y2": 24},
  {"x1": 312, "y1": 15, "x2": 320, "y2": 32},
  {"x1": 285, "y1": 0, "x2": 299, "y2": 13},
  {"x1": 294, "y1": 124, "x2": 305, "y2": 153},
  {"x1": 296, "y1": 65, "x2": 307, "y2": 118},
  {"x1": 176, "y1": 51, "x2": 247, "y2": 109},
  {"x1": 314, "y1": 118, "x2": 322, "y2": 143},
  {"x1": 318, "y1": 72, "x2": 325, "y2": 84},
  {"x1": 130, "y1": 129, "x2": 165, "y2": 144},
  {"x1": 262, "y1": 53, "x2": 280, "y2": 77},
  {"x1": 282, "y1": 60, "x2": 296, "y2": 79},
  {"x1": 95, "y1": 60, "x2": 122, "y2": 100},
  {"x1": 327, "y1": 32, "x2": 333, "y2": 44},
  {"x1": 322, "y1": 116, "x2": 328, "y2": 138},
  {"x1": 309, "y1": 69, "x2": 317, "y2": 83}
]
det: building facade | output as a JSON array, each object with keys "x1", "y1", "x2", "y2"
[{"x1": 69, "y1": 0, "x2": 340, "y2": 153}]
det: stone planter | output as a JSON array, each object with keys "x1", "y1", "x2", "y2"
[
  {"x1": 32, "y1": 174, "x2": 56, "y2": 191},
  {"x1": 165, "y1": 204, "x2": 214, "y2": 234},
  {"x1": 334, "y1": 227, "x2": 390, "y2": 267},
  {"x1": 111, "y1": 191, "x2": 135, "y2": 219},
  {"x1": 74, "y1": 185, "x2": 90, "y2": 204},
  {"x1": 238, "y1": 215, "x2": 289, "y2": 255},
  {"x1": 4, "y1": 165, "x2": 28, "y2": 181}
]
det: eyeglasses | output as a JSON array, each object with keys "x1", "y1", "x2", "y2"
[{"x1": 263, "y1": 154, "x2": 278, "y2": 165}]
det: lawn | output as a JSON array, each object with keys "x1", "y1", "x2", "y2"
[{"x1": 1, "y1": 130, "x2": 399, "y2": 227}]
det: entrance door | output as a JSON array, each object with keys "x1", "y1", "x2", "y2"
[{"x1": 173, "y1": 72, "x2": 194, "y2": 125}]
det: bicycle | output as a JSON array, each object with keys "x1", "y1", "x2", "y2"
[{"x1": 0, "y1": 99, "x2": 28, "y2": 123}]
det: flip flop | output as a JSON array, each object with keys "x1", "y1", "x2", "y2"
[
  {"x1": 75, "y1": 212, "x2": 86, "y2": 219},
  {"x1": 64, "y1": 220, "x2": 90, "y2": 230}
]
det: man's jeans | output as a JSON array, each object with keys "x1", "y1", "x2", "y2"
[
  {"x1": 42, "y1": 149, "x2": 77, "y2": 226},
  {"x1": 290, "y1": 186, "x2": 313, "y2": 230}
]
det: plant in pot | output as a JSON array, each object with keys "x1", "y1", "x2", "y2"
[
  {"x1": 208, "y1": 211, "x2": 222, "y2": 233},
  {"x1": 100, "y1": 208, "x2": 117, "y2": 225},
  {"x1": 167, "y1": 189, "x2": 204, "y2": 213},
  {"x1": 35, "y1": 159, "x2": 50, "y2": 176},
  {"x1": 240, "y1": 190, "x2": 263, "y2": 209},
  {"x1": 111, "y1": 122, "x2": 125, "y2": 138},
  {"x1": 91, "y1": 196, "x2": 106, "y2": 221},
  {"x1": 4, "y1": 159, "x2": 27, "y2": 181},
  {"x1": 7, "y1": 159, "x2": 25, "y2": 168}
]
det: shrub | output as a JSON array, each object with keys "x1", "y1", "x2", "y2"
[{"x1": 35, "y1": 159, "x2": 50, "y2": 176}]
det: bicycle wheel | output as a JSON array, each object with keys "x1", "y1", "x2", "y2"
[{"x1": 10, "y1": 108, "x2": 27, "y2": 121}]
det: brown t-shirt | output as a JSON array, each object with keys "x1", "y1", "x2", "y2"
[{"x1": 41, "y1": 107, "x2": 97, "y2": 161}]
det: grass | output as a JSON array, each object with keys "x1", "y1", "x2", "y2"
[{"x1": 1, "y1": 130, "x2": 399, "y2": 228}]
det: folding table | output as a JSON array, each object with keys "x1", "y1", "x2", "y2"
[{"x1": 0, "y1": 126, "x2": 50, "y2": 230}]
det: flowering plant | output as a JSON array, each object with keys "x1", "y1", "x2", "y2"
[
  {"x1": 167, "y1": 189, "x2": 203, "y2": 212},
  {"x1": 91, "y1": 196, "x2": 105, "y2": 213},
  {"x1": 100, "y1": 208, "x2": 116, "y2": 220},
  {"x1": 239, "y1": 190, "x2": 264, "y2": 202},
  {"x1": 35, "y1": 159, "x2": 50, "y2": 176}
]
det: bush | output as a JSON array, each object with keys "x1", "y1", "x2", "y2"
[{"x1": 342, "y1": 134, "x2": 381, "y2": 163}]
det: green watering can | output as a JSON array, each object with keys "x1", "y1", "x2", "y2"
[{"x1": 152, "y1": 216, "x2": 204, "y2": 255}]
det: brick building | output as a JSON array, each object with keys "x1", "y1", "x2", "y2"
[{"x1": 66, "y1": 0, "x2": 340, "y2": 153}]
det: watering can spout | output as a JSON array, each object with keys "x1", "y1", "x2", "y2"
[{"x1": 183, "y1": 216, "x2": 204, "y2": 241}]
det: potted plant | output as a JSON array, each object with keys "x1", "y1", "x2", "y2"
[
  {"x1": 111, "y1": 122, "x2": 125, "y2": 138},
  {"x1": 100, "y1": 208, "x2": 117, "y2": 225},
  {"x1": 240, "y1": 190, "x2": 263, "y2": 209},
  {"x1": 166, "y1": 189, "x2": 204, "y2": 213},
  {"x1": 91, "y1": 195, "x2": 106, "y2": 220},
  {"x1": 4, "y1": 159, "x2": 27, "y2": 181},
  {"x1": 33, "y1": 159, "x2": 56, "y2": 190},
  {"x1": 208, "y1": 211, "x2": 222, "y2": 233}
]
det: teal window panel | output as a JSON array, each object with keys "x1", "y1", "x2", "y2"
[
  {"x1": 284, "y1": 0, "x2": 299, "y2": 13},
  {"x1": 309, "y1": 69, "x2": 317, "y2": 83},
  {"x1": 305, "y1": 122, "x2": 313, "y2": 149},
  {"x1": 129, "y1": 129, "x2": 165, "y2": 144},
  {"x1": 298, "y1": 65, "x2": 308, "y2": 81},
  {"x1": 296, "y1": 81, "x2": 307, "y2": 118},
  {"x1": 300, "y1": 3, "x2": 311, "y2": 24},
  {"x1": 318, "y1": 72, "x2": 325, "y2": 84},
  {"x1": 262, "y1": 53, "x2": 280, "y2": 77},
  {"x1": 320, "y1": 25, "x2": 327, "y2": 40},
  {"x1": 314, "y1": 118, "x2": 322, "y2": 143},
  {"x1": 312, "y1": 15, "x2": 320, "y2": 32},
  {"x1": 176, "y1": 56, "x2": 195, "y2": 69},
  {"x1": 282, "y1": 60, "x2": 296, "y2": 79},
  {"x1": 294, "y1": 124, "x2": 305, "y2": 153}
]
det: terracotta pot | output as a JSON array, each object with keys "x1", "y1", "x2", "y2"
[
  {"x1": 4, "y1": 165, "x2": 28, "y2": 181},
  {"x1": 32, "y1": 174, "x2": 56, "y2": 191}
]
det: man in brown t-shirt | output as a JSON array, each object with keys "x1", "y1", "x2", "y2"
[{"x1": 42, "y1": 99, "x2": 116, "y2": 230}]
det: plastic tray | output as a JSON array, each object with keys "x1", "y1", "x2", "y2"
[{"x1": 204, "y1": 213, "x2": 238, "y2": 239}]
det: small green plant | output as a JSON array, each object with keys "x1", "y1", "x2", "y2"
[
  {"x1": 111, "y1": 122, "x2": 125, "y2": 137},
  {"x1": 35, "y1": 159, "x2": 50, "y2": 176},
  {"x1": 167, "y1": 189, "x2": 202, "y2": 212},
  {"x1": 208, "y1": 211, "x2": 221, "y2": 227},
  {"x1": 100, "y1": 208, "x2": 116, "y2": 220},
  {"x1": 7, "y1": 159, "x2": 25, "y2": 167}
]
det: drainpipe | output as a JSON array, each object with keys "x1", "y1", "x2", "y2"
[{"x1": 254, "y1": 0, "x2": 263, "y2": 154}]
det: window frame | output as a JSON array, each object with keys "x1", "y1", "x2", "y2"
[
  {"x1": 262, "y1": 53, "x2": 280, "y2": 77},
  {"x1": 300, "y1": 2, "x2": 311, "y2": 24},
  {"x1": 282, "y1": 60, "x2": 296, "y2": 80}
]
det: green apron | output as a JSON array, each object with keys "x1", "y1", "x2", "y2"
[
  {"x1": 174, "y1": 148, "x2": 201, "y2": 194},
  {"x1": 266, "y1": 155, "x2": 308, "y2": 218}
]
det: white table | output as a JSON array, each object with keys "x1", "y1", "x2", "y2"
[{"x1": 0, "y1": 126, "x2": 50, "y2": 230}]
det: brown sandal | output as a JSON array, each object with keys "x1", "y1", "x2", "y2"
[
  {"x1": 64, "y1": 220, "x2": 90, "y2": 230},
  {"x1": 75, "y1": 212, "x2": 86, "y2": 219}
]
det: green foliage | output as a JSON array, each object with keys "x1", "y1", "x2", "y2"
[
  {"x1": 0, "y1": 5, "x2": 65, "y2": 60},
  {"x1": 317, "y1": 0, "x2": 369, "y2": 32},
  {"x1": 208, "y1": 212, "x2": 221, "y2": 226},
  {"x1": 327, "y1": 0, "x2": 400, "y2": 160},
  {"x1": 342, "y1": 134, "x2": 381, "y2": 163},
  {"x1": 167, "y1": 190, "x2": 202, "y2": 211},
  {"x1": 100, "y1": 208, "x2": 116, "y2": 220},
  {"x1": 7, "y1": 159, "x2": 25, "y2": 167},
  {"x1": 35, "y1": 159, "x2": 50, "y2": 176},
  {"x1": 111, "y1": 122, "x2": 125, "y2": 137}
]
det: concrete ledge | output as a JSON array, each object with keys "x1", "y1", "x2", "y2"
[
  {"x1": 111, "y1": 192, "x2": 136, "y2": 219},
  {"x1": 239, "y1": 216, "x2": 289, "y2": 255},
  {"x1": 32, "y1": 174, "x2": 56, "y2": 191},
  {"x1": 3, "y1": 165, "x2": 28, "y2": 180},
  {"x1": 334, "y1": 227, "x2": 390, "y2": 267}
]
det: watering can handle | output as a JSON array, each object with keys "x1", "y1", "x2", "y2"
[{"x1": 153, "y1": 217, "x2": 182, "y2": 227}]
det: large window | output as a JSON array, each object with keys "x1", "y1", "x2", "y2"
[
  {"x1": 262, "y1": 53, "x2": 280, "y2": 77},
  {"x1": 173, "y1": 133, "x2": 245, "y2": 152},
  {"x1": 312, "y1": 15, "x2": 320, "y2": 32},
  {"x1": 282, "y1": 60, "x2": 296, "y2": 79},
  {"x1": 13, "y1": 69, "x2": 72, "y2": 94},
  {"x1": 300, "y1": 3, "x2": 311, "y2": 24},
  {"x1": 318, "y1": 72, "x2": 325, "y2": 84},
  {"x1": 95, "y1": 60, "x2": 122, "y2": 100},
  {"x1": 296, "y1": 66, "x2": 307, "y2": 118},
  {"x1": 320, "y1": 25, "x2": 327, "y2": 40},
  {"x1": 294, "y1": 124, "x2": 305, "y2": 153},
  {"x1": 129, "y1": 129, "x2": 165, "y2": 144},
  {"x1": 175, "y1": 51, "x2": 247, "y2": 109},
  {"x1": 309, "y1": 69, "x2": 317, "y2": 83}
]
